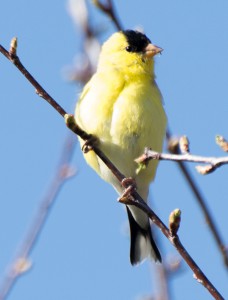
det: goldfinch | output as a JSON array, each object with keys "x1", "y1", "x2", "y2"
[{"x1": 75, "y1": 30, "x2": 167, "y2": 265}]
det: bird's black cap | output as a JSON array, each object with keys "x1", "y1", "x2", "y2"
[{"x1": 122, "y1": 30, "x2": 151, "y2": 53}]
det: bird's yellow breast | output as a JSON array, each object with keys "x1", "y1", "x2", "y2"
[{"x1": 76, "y1": 68, "x2": 166, "y2": 193}]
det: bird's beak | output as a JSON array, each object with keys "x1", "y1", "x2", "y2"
[{"x1": 143, "y1": 43, "x2": 163, "y2": 58}]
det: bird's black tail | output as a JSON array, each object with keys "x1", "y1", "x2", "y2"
[{"x1": 126, "y1": 206, "x2": 161, "y2": 265}]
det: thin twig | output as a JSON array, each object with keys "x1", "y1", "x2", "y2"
[
  {"x1": 0, "y1": 42, "x2": 224, "y2": 300},
  {"x1": 0, "y1": 135, "x2": 76, "y2": 300},
  {"x1": 136, "y1": 149, "x2": 228, "y2": 175}
]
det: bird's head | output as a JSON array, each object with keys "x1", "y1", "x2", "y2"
[{"x1": 98, "y1": 30, "x2": 162, "y2": 79}]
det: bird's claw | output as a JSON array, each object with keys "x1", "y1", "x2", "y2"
[{"x1": 82, "y1": 135, "x2": 98, "y2": 153}]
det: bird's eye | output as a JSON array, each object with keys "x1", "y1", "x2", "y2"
[{"x1": 126, "y1": 46, "x2": 134, "y2": 52}]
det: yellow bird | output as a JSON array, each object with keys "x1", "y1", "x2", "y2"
[{"x1": 75, "y1": 30, "x2": 167, "y2": 265}]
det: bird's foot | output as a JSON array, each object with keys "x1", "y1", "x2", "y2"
[
  {"x1": 82, "y1": 134, "x2": 98, "y2": 153},
  {"x1": 118, "y1": 177, "x2": 137, "y2": 204}
]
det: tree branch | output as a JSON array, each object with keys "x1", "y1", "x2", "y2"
[{"x1": 0, "y1": 40, "x2": 224, "y2": 300}]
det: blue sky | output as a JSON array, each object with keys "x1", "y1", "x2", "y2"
[{"x1": 0, "y1": 1, "x2": 228, "y2": 299}]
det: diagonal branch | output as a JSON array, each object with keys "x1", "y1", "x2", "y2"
[{"x1": 0, "y1": 41, "x2": 225, "y2": 300}]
